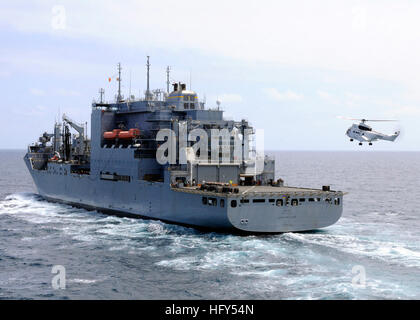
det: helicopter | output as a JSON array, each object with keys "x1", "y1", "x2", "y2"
[{"x1": 339, "y1": 117, "x2": 400, "y2": 146}]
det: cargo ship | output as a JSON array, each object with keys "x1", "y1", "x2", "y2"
[{"x1": 24, "y1": 58, "x2": 343, "y2": 233}]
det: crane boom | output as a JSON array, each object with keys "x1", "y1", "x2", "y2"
[
  {"x1": 62, "y1": 113, "x2": 84, "y2": 139},
  {"x1": 62, "y1": 113, "x2": 86, "y2": 156}
]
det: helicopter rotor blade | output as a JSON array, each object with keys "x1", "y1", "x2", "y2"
[
  {"x1": 336, "y1": 116, "x2": 398, "y2": 122},
  {"x1": 362, "y1": 119, "x2": 398, "y2": 122},
  {"x1": 336, "y1": 116, "x2": 362, "y2": 121}
]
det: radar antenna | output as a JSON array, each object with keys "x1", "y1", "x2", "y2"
[{"x1": 166, "y1": 66, "x2": 171, "y2": 94}]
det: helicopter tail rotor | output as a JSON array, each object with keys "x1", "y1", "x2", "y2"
[{"x1": 392, "y1": 124, "x2": 403, "y2": 141}]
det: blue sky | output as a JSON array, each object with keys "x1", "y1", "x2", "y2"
[{"x1": 1, "y1": 0, "x2": 419, "y2": 150}]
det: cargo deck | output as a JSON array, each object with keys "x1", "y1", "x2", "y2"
[{"x1": 173, "y1": 185, "x2": 343, "y2": 197}]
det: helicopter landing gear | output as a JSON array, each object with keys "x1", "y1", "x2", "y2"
[
  {"x1": 350, "y1": 139, "x2": 354, "y2": 142},
  {"x1": 369, "y1": 142, "x2": 372, "y2": 146},
  {"x1": 359, "y1": 142, "x2": 362, "y2": 146}
]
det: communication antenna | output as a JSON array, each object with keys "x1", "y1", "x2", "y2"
[
  {"x1": 117, "y1": 63, "x2": 122, "y2": 102},
  {"x1": 129, "y1": 69, "x2": 132, "y2": 100},
  {"x1": 146, "y1": 56, "x2": 151, "y2": 100},
  {"x1": 166, "y1": 66, "x2": 171, "y2": 93},
  {"x1": 99, "y1": 88, "x2": 105, "y2": 103}
]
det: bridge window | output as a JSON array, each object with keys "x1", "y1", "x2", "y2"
[
  {"x1": 276, "y1": 199, "x2": 283, "y2": 206},
  {"x1": 208, "y1": 198, "x2": 217, "y2": 206},
  {"x1": 184, "y1": 103, "x2": 189, "y2": 109},
  {"x1": 231, "y1": 200, "x2": 237, "y2": 208},
  {"x1": 291, "y1": 199, "x2": 298, "y2": 206},
  {"x1": 202, "y1": 197, "x2": 207, "y2": 205},
  {"x1": 299, "y1": 198, "x2": 305, "y2": 203},
  {"x1": 240, "y1": 198, "x2": 249, "y2": 204},
  {"x1": 308, "y1": 198, "x2": 315, "y2": 202},
  {"x1": 334, "y1": 198, "x2": 340, "y2": 205},
  {"x1": 220, "y1": 199, "x2": 225, "y2": 208},
  {"x1": 269, "y1": 199, "x2": 275, "y2": 203},
  {"x1": 253, "y1": 199, "x2": 265, "y2": 203}
]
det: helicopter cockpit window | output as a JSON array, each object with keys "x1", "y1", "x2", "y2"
[{"x1": 358, "y1": 125, "x2": 372, "y2": 131}]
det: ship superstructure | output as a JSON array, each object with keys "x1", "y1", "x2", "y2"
[{"x1": 24, "y1": 59, "x2": 343, "y2": 233}]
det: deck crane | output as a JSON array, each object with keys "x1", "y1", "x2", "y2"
[{"x1": 62, "y1": 113, "x2": 86, "y2": 157}]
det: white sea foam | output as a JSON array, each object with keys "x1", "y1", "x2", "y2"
[
  {"x1": 283, "y1": 232, "x2": 420, "y2": 268},
  {"x1": 147, "y1": 223, "x2": 167, "y2": 235},
  {"x1": 156, "y1": 256, "x2": 198, "y2": 270},
  {"x1": 68, "y1": 279, "x2": 98, "y2": 284}
]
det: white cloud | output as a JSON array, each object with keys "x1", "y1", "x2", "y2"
[
  {"x1": 30, "y1": 87, "x2": 80, "y2": 97},
  {"x1": 0, "y1": 70, "x2": 11, "y2": 77},
  {"x1": 317, "y1": 90, "x2": 364, "y2": 108},
  {"x1": 12, "y1": 105, "x2": 48, "y2": 117},
  {"x1": 215, "y1": 93, "x2": 243, "y2": 103},
  {"x1": 264, "y1": 88, "x2": 303, "y2": 101},
  {"x1": 345, "y1": 92, "x2": 362, "y2": 101},
  {"x1": 56, "y1": 88, "x2": 80, "y2": 96},
  {"x1": 344, "y1": 92, "x2": 363, "y2": 107},
  {"x1": 35, "y1": 105, "x2": 47, "y2": 111},
  {"x1": 0, "y1": 50, "x2": 110, "y2": 77},
  {"x1": 317, "y1": 90, "x2": 334, "y2": 101},
  {"x1": 30, "y1": 88, "x2": 45, "y2": 96},
  {"x1": 385, "y1": 105, "x2": 420, "y2": 117}
]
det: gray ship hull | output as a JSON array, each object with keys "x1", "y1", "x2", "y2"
[{"x1": 24, "y1": 155, "x2": 343, "y2": 233}]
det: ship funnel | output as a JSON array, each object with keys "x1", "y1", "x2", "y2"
[
  {"x1": 173, "y1": 83, "x2": 178, "y2": 91},
  {"x1": 181, "y1": 83, "x2": 186, "y2": 90}
]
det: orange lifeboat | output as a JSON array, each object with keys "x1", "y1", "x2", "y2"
[
  {"x1": 118, "y1": 128, "x2": 140, "y2": 139},
  {"x1": 103, "y1": 128, "x2": 140, "y2": 140},
  {"x1": 103, "y1": 129, "x2": 121, "y2": 139}
]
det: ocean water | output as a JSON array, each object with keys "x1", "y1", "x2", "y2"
[{"x1": 0, "y1": 150, "x2": 419, "y2": 299}]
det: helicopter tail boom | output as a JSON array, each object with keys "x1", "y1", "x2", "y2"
[{"x1": 381, "y1": 131, "x2": 400, "y2": 141}]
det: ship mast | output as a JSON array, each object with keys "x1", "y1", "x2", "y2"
[
  {"x1": 166, "y1": 66, "x2": 171, "y2": 94},
  {"x1": 99, "y1": 88, "x2": 104, "y2": 103},
  {"x1": 117, "y1": 63, "x2": 122, "y2": 102},
  {"x1": 146, "y1": 56, "x2": 151, "y2": 100}
]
